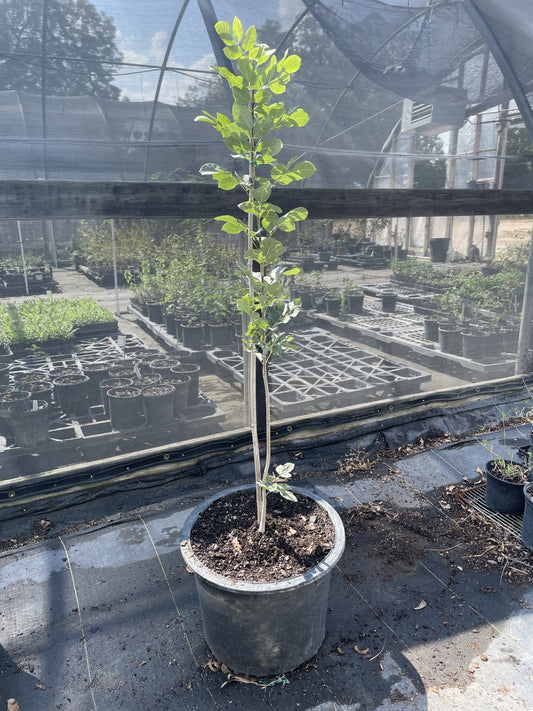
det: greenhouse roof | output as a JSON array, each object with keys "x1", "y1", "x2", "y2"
[{"x1": 0, "y1": 0, "x2": 531, "y2": 185}]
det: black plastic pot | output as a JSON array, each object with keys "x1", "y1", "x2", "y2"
[
  {"x1": 165, "y1": 374, "x2": 191, "y2": 417},
  {"x1": 347, "y1": 292, "x2": 364, "y2": 314},
  {"x1": 142, "y1": 384, "x2": 175, "y2": 426},
  {"x1": 485, "y1": 459, "x2": 530, "y2": 515},
  {"x1": 522, "y1": 483, "x2": 533, "y2": 552},
  {"x1": 171, "y1": 363, "x2": 201, "y2": 406},
  {"x1": 164, "y1": 311, "x2": 178, "y2": 337},
  {"x1": 461, "y1": 330, "x2": 498, "y2": 361},
  {"x1": 107, "y1": 386, "x2": 145, "y2": 430},
  {"x1": 0, "y1": 388, "x2": 31, "y2": 437},
  {"x1": 438, "y1": 324, "x2": 463, "y2": 355},
  {"x1": 81, "y1": 361, "x2": 113, "y2": 405},
  {"x1": 293, "y1": 288, "x2": 313, "y2": 310},
  {"x1": 149, "y1": 357, "x2": 181, "y2": 379},
  {"x1": 9, "y1": 399, "x2": 49, "y2": 447},
  {"x1": 207, "y1": 323, "x2": 234, "y2": 347},
  {"x1": 429, "y1": 237, "x2": 449, "y2": 263},
  {"x1": 52, "y1": 374, "x2": 89, "y2": 416},
  {"x1": 423, "y1": 317, "x2": 439, "y2": 342},
  {"x1": 181, "y1": 322, "x2": 205, "y2": 350},
  {"x1": 23, "y1": 380, "x2": 54, "y2": 407},
  {"x1": 381, "y1": 291, "x2": 397, "y2": 313},
  {"x1": 146, "y1": 302, "x2": 164, "y2": 324},
  {"x1": 324, "y1": 296, "x2": 341, "y2": 317},
  {"x1": 100, "y1": 377, "x2": 134, "y2": 415},
  {"x1": 180, "y1": 484, "x2": 345, "y2": 677}
]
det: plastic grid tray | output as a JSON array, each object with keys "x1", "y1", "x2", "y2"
[
  {"x1": 1, "y1": 335, "x2": 224, "y2": 449},
  {"x1": 208, "y1": 327, "x2": 431, "y2": 413}
]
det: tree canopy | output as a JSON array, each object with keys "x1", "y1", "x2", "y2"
[{"x1": 0, "y1": 0, "x2": 122, "y2": 99}]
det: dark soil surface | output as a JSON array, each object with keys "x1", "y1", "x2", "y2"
[
  {"x1": 343, "y1": 483, "x2": 533, "y2": 585},
  {"x1": 189, "y1": 491, "x2": 336, "y2": 583},
  {"x1": 486, "y1": 459, "x2": 530, "y2": 484}
]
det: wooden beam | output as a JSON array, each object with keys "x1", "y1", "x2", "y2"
[{"x1": 0, "y1": 181, "x2": 532, "y2": 219}]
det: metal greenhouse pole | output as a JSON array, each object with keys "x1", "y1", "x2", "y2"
[
  {"x1": 110, "y1": 220, "x2": 120, "y2": 317},
  {"x1": 16, "y1": 221, "x2": 29, "y2": 296},
  {"x1": 463, "y1": 0, "x2": 533, "y2": 375}
]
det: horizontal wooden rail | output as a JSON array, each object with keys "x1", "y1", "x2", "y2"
[{"x1": 0, "y1": 181, "x2": 532, "y2": 219}]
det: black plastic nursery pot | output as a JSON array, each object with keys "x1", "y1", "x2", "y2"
[
  {"x1": 171, "y1": 364, "x2": 201, "y2": 406},
  {"x1": 347, "y1": 292, "x2": 364, "y2": 314},
  {"x1": 207, "y1": 323, "x2": 234, "y2": 348},
  {"x1": 165, "y1": 374, "x2": 190, "y2": 417},
  {"x1": 461, "y1": 330, "x2": 500, "y2": 361},
  {"x1": 100, "y1": 377, "x2": 134, "y2": 415},
  {"x1": 381, "y1": 292, "x2": 397, "y2": 313},
  {"x1": 146, "y1": 302, "x2": 164, "y2": 324},
  {"x1": 324, "y1": 296, "x2": 341, "y2": 317},
  {"x1": 181, "y1": 322, "x2": 205, "y2": 349},
  {"x1": 485, "y1": 460, "x2": 531, "y2": 516},
  {"x1": 438, "y1": 325, "x2": 463, "y2": 356},
  {"x1": 142, "y1": 383, "x2": 175, "y2": 426},
  {"x1": 107, "y1": 386, "x2": 145, "y2": 430},
  {"x1": 52, "y1": 374, "x2": 90, "y2": 416},
  {"x1": 522, "y1": 483, "x2": 533, "y2": 552},
  {"x1": 423, "y1": 316, "x2": 439, "y2": 342},
  {"x1": 180, "y1": 484, "x2": 345, "y2": 677},
  {"x1": 9, "y1": 399, "x2": 49, "y2": 447}
]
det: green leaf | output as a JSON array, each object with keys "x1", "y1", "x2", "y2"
[
  {"x1": 215, "y1": 21, "x2": 233, "y2": 44},
  {"x1": 215, "y1": 172, "x2": 240, "y2": 190},
  {"x1": 232, "y1": 85, "x2": 250, "y2": 105},
  {"x1": 286, "y1": 108, "x2": 310, "y2": 127},
  {"x1": 214, "y1": 215, "x2": 247, "y2": 234},
  {"x1": 232, "y1": 17, "x2": 243, "y2": 42},
  {"x1": 238, "y1": 57, "x2": 255, "y2": 84},
  {"x1": 281, "y1": 54, "x2": 301, "y2": 73},
  {"x1": 242, "y1": 25, "x2": 257, "y2": 51},
  {"x1": 269, "y1": 80, "x2": 287, "y2": 95},
  {"x1": 232, "y1": 103, "x2": 252, "y2": 130},
  {"x1": 224, "y1": 44, "x2": 242, "y2": 60},
  {"x1": 258, "y1": 138, "x2": 283, "y2": 157}
]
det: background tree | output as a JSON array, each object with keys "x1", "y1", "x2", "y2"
[
  {"x1": 502, "y1": 126, "x2": 533, "y2": 190},
  {"x1": 413, "y1": 135, "x2": 446, "y2": 189},
  {"x1": 0, "y1": 0, "x2": 121, "y2": 98},
  {"x1": 181, "y1": 15, "x2": 398, "y2": 189}
]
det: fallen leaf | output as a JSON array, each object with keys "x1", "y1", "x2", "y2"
[
  {"x1": 7, "y1": 700, "x2": 20, "y2": 711},
  {"x1": 135, "y1": 661, "x2": 146, "y2": 668},
  {"x1": 221, "y1": 674, "x2": 263, "y2": 688},
  {"x1": 413, "y1": 600, "x2": 427, "y2": 611},
  {"x1": 354, "y1": 644, "x2": 370, "y2": 655},
  {"x1": 185, "y1": 565, "x2": 193, "y2": 574},
  {"x1": 471, "y1": 661, "x2": 479, "y2": 668},
  {"x1": 206, "y1": 659, "x2": 220, "y2": 672},
  {"x1": 221, "y1": 664, "x2": 231, "y2": 675},
  {"x1": 287, "y1": 527, "x2": 297, "y2": 536},
  {"x1": 34, "y1": 682, "x2": 46, "y2": 690},
  {"x1": 231, "y1": 536, "x2": 242, "y2": 554},
  {"x1": 336, "y1": 646, "x2": 344, "y2": 655},
  {"x1": 480, "y1": 654, "x2": 489, "y2": 662}
]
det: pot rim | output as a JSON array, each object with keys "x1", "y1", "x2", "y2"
[
  {"x1": 485, "y1": 459, "x2": 531, "y2": 485},
  {"x1": 180, "y1": 483, "x2": 345, "y2": 594}
]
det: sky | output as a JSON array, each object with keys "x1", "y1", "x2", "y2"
[{"x1": 96, "y1": 0, "x2": 302, "y2": 103}]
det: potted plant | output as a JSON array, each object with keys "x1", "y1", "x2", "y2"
[
  {"x1": 342, "y1": 276, "x2": 364, "y2": 314},
  {"x1": 179, "y1": 18, "x2": 345, "y2": 678},
  {"x1": 485, "y1": 455, "x2": 531, "y2": 515},
  {"x1": 522, "y1": 482, "x2": 533, "y2": 551},
  {"x1": 324, "y1": 288, "x2": 342, "y2": 317}
]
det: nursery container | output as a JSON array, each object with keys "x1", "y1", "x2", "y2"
[
  {"x1": 180, "y1": 484, "x2": 345, "y2": 677},
  {"x1": 9, "y1": 399, "x2": 49, "y2": 447}
]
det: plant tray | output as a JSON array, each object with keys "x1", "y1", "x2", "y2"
[
  {"x1": 0, "y1": 334, "x2": 225, "y2": 453},
  {"x1": 207, "y1": 327, "x2": 431, "y2": 414},
  {"x1": 316, "y1": 295, "x2": 517, "y2": 376}
]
